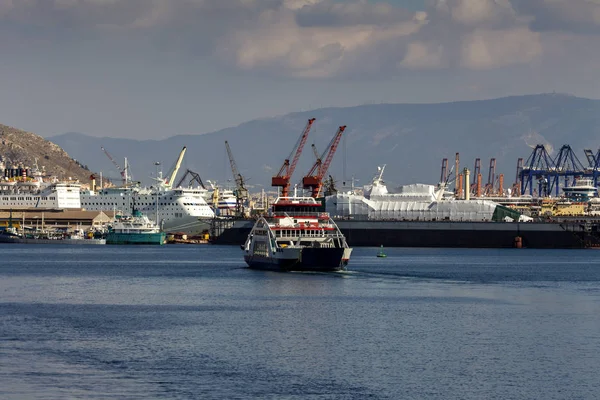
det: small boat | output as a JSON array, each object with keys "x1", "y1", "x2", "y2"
[
  {"x1": 242, "y1": 196, "x2": 352, "y2": 272},
  {"x1": 377, "y1": 245, "x2": 387, "y2": 258},
  {"x1": 106, "y1": 209, "x2": 165, "y2": 245},
  {"x1": 0, "y1": 211, "x2": 105, "y2": 245}
]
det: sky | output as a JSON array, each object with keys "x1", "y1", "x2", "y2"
[{"x1": 1, "y1": 0, "x2": 600, "y2": 140}]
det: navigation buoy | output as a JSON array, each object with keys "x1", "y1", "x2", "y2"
[
  {"x1": 514, "y1": 236, "x2": 522, "y2": 249},
  {"x1": 377, "y1": 245, "x2": 387, "y2": 258}
]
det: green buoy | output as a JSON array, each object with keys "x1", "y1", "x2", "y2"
[{"x1": 377, "y1": 245, "x2": 387, "y2": 258}]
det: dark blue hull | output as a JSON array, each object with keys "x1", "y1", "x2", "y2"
[{"x1": 245, "y1": 247, "x2": 348, "y2": 272}]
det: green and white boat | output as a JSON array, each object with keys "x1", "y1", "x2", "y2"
[{"x1": 106, "y1": 209, "x2": 165, "y2": 245}]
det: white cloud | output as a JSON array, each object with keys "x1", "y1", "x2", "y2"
[
  {"x1": 220, "y1": 2, "x2": 426, "y2": 77},
  {"x1": 399, "y1": 41, "x2": 444, "y2": 69},
  {"x1": 0, "y1": 0, "x2": 599, "y2": 78},
  {"x1": 460, "y1": 27, "x2": 541, "y2": 69}
]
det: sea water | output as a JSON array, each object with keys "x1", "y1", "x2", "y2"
[{"x1": 1, "y1": 245, "x2": 599, "y2": 399}]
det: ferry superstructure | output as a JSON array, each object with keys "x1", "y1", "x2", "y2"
[
  {"x1": 0, "y1": 166, "x2": 81, "y2": 209},
  {"x1": 106, "y1": 209, "x2": 166, "y2": 245}
]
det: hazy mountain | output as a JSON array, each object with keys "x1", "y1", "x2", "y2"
[{"x1": 47, "y1": 94, "x2": 600, "y2": 192}]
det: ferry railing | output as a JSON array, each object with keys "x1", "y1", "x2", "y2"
[{"x1": 270, "y1": 211, "x2": 328, "y2": 218}]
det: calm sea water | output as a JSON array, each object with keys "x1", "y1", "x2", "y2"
[{"x1": 1, "y1": 245, "x2": 600, "y2": 399}]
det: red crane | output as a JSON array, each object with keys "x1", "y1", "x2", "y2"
[
  {"x1": 302, "y1": 125, "x2": 346, "y2": 197},
  {"x1": 272, "y1": 118, "x2": 316, "y2": 197}
]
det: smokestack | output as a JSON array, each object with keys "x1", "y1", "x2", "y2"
[{"x1": 464, "y1": 168, "x2": 470, "y2": 201}]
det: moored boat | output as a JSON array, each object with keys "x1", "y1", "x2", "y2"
[
  {"x1": 242, "y1": 196, "x2": 352, "y2": 272},
  {"x1": 105, "y1": 209, "x2": 166, "y2": 245},
  {"x1": 0, "y1": 226, "x2": 106, "y2": 244}
]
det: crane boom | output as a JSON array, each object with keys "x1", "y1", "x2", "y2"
[
  {"x1": 225, "y1": 141, "x2": 248, "y2": 216},
  {"x1": 272, "y1": 118, "x2": 315, "y2": 196},
  {"x1": 165, "y1": 147, "x2": 186, "y2": 189},
  {"x1": 101, "y1": 146, "x2": 128, "y2": 185},
  {"x1": 302, "y1": 125, "x2": 346, "y2": 197}
]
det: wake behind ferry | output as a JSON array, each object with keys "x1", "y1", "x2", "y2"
[{"x1": 242, "y1": 196, "x2": 352, "y2": 272}]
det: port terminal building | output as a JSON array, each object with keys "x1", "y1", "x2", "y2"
[{"x1": 0, "y1": 210, "x2": 114, "y2": 232}]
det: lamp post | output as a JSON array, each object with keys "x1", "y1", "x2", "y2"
[{"x1": 154, "y1": 162, "x2": 160, "y2": 226}]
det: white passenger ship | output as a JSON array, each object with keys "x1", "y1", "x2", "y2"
[
  {"x1": 80, "y1": 147, "x2": 215, "y2": 234},
  {"x1": 0, "y1": 172, "x2": 81, "y2": 209},
  {"x1": 80, "y1": 183, "x2": 214, "y2": 234}
]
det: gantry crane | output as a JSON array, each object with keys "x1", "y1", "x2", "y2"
[
  {"x1": 470, "y1": 158, "x2": 481, "y2": 196},
  {"x1": 302, "y1": 125, "x2": 346, "y2": 198},
  {"x1": 101, "y1": 146, "x2": 129, "y2": 185},
  {"x1": 225, "y1": 140, "x2": 248, "y2": 216},
  {"x1": 272, "y1": 118, "x2": 316, "y2": 196},
  {"x1": 439, "y1": 158, "x2": 448, "y2": 185},
  {"x1": 483, "y1": 158, "x2": 496, "y2": 196},
  {"x1": 511, "y1": 158, "x2": 523, "y2": 196}
]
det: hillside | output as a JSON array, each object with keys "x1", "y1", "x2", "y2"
[
  {"x1": 0, "y1": 123, "x2": 93, "y2": 184},
  {"x1": 47, "y1": 94, "x2": 600, "y2": 191}
]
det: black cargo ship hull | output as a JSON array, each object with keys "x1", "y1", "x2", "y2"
[
  {"x1": 245, "y1": 247, "x2": 348, "y2": 272},
  {"x1": 214, "y1": 219, "x2": 599, "y2": 249}
]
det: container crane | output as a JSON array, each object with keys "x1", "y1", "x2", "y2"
[
  {"x1": 511, "y1": 158, "x2": 523, "y2": 196},
  {"x1": 552, "y1": 144, "x2": 586, "y2": 193},
  {"x1": 520, "y1": 144, "x2": 556, "y2": 196},
  {"x1": 101, "y1": 146, "x2": 129, "y2": 185},
  {"x1": 272, "y1": 118, "x2": 315, "y2": 197},
  {"x1": 454, "y1": 152, "x2": 462, "y2": 199},
  {"x1": 302, "y1": 125, "x2": 346, "y2": 198},
  {"x1": 439, "y1": 158, "x2": 448, "y2": 185},
  {"x1": 583, "y1": 149, "x2": 597, "y2": 169},
  {"x1": 483, "y1": 158, "x2": 496, "y2": 196},
  {"x1": 470, "y1": 158, "x2": 481, "y2": 195},
  {"x1": 225, "y1": 141, "x2": 248, "y2": 216}
]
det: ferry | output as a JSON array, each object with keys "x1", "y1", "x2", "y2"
[
  {"x1": 105, "y1": 209, "x2": 165, "y2": 245},
  {"x1": 0, "y1": 164, "x2": 81, "y2": 210},
  {"x1": 242, "y1": 196, "x2": 352, "y2": 272}
]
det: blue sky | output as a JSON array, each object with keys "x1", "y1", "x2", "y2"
[{"x1": 1, "y1": 0, "x2": 599, "y2": 139}]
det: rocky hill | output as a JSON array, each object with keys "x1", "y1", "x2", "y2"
[{"x1": 0, "y1": 123, "x2": 93, "y2": 184}]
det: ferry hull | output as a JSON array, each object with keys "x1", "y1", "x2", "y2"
[
  {"x1": 245, "y1": 247, "x2": 348, "y2": 272},
  {"x1": 105, "y1": 232, "x2": 166, "y2": 245}
]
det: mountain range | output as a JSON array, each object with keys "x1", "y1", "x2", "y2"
[{"x1": 46, "y1": 93, "x2": 600, "y2": 192}]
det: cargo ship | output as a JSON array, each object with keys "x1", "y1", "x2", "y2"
[
  {"x1": 212, "y1": 218, "x2": 599, "y2": 249},
  {"x1": 212, "y1": 166, "x2": 600, "y2": 249}
]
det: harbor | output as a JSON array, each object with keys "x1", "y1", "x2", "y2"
[{"x1": 5, "y1": 123, "x2": 600, "y2": 249}]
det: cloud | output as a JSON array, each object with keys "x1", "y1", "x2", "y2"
[
  {"x1": 219, "y1": 3, "x2": 426, "y2": 77},
  {"x1": 0, "y1": 0, "x2": 599, "y2": 78},
  {"x1": 460, "y1": 27, "x2": 541, "y2": 69},
  {"x1": 511, "y1": 0, "x2": 600, "y2": 34}
]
